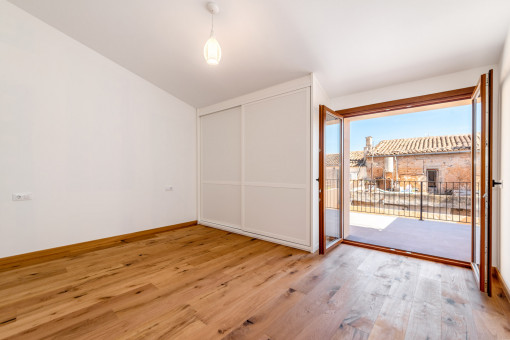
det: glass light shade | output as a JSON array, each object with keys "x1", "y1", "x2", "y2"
[{"x1": 204, "y1": 35, "x2": 221, "y2": 65}]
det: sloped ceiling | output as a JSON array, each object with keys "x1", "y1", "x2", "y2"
[{"x1": 8, "y1": 0, "x2": 510, "y2": 107}]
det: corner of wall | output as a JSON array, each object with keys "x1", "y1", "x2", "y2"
[
  {"x1": 311, "y1": 74, "x2": 331, "y2": 252},
  {"x1": 497, "y1": 24, "x2": 510, "y2": 292}
]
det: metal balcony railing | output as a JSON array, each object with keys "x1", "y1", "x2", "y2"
[{"x1": 325, "y1": 179, "x2": 478, "y2": 223}]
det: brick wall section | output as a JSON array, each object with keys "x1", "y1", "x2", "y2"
[{"x1": 363, "y1": 152, "x2": 479, "y2": 183}]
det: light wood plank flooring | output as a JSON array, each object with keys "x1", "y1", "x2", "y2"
[{"x1": 0, "y1": 224, "x2": 509, "y2": 339}]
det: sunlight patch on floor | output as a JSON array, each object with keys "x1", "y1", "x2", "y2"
[{"x1": 350, "y1": 212, "x2": 396, "y2": 230}]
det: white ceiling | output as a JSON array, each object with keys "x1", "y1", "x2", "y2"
[{"x1": 8, "y1": 0, "x2": 510, "y2": 108}]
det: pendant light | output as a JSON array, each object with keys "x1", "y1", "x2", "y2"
[{"x1": 204, "y1": 2, "x2": 221, "y2": 65}]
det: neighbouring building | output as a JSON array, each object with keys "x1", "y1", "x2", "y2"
[{"x1": 326, "y1": 133, "x2": 480, "y2": 193}]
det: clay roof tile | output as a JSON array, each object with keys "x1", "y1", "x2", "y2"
[{"x1": 368, "y1": 133, "x2": 478, "y2": 156}]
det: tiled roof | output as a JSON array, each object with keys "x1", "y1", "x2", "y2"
[
  {"x1": 326, "y1": 151, "x2": 365, "y2": 167},
  {"x1": 370, "y1": 133, "x2": 478, "y2": 156},
  {"x1": 325, "y1": 153, "x2": 340, "y2": 167},
  {"x1": 349, "y1": 151, "x2": 365, "y2": 167},
  {"x1": 326, "y1": 134, "x2": 478, "y2": 168}
]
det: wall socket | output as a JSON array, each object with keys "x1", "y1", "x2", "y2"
[{"x1": 12, "y1": 193, "x2": 32, "y2": 201}]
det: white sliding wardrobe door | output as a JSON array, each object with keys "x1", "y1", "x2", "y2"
[
  {"x1": 200, "y1": 106, "x2": 242, "y2": 228},
  {"x1": 243, "y1": 89, "x2": 310, "y2": 246}
]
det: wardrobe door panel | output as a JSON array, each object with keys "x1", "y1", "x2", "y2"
[
  {"x1": 244, "y1": 90, "x2": 308, "y2": 185},
  {"x1": 200, "y1": 106, "x2": 242, "y2": 228},
  {"x1": 244, "y1": 185, "x2": 308, "y2": 245},
  {"x1": 242, "y1": 89, "x2": 310, "y2": 246},
  {"x1": 201, "y1": 183, "x2": 241, "y2": 228},
  {"x1": 201, "y1": 107, "x2": 241, "y2": 182}
]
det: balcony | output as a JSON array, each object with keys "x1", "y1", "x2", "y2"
[{"x1": 325, "y1": 179, "x2": 476, "y2": 262}]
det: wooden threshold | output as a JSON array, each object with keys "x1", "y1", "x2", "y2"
[
  {"x1": 342, "y1": 239, "x2": 471, "y2": 268},
  {"x1": 0, "y1": 220, "x2": 197, "y2": 273}
]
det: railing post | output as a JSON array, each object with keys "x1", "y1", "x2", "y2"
[{"x1": 420, "y1": 181, "x2": 423, "y2": 221}]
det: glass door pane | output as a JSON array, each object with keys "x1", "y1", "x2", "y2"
[
  {"x1": 319, "y1": 105, "x2": 343, "y2": 254},
  {"x1": 325, "y1": 113, "x2": 342, "y2": 248},
  {"x1": 472, "y1": 89, "x2": 482, "y2": 276}
]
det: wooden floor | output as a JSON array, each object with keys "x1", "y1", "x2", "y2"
[{"x1": 1, "y1": 225, "x2": 509, "y2": 339}]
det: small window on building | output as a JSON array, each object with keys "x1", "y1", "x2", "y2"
[{"x1": 427, "y1": 169, "x2": 438, "y2": 189}]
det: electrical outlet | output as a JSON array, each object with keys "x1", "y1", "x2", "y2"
[
  {"x1": 12, "y1": 193, "x2": 32, "y2": 201},
  {"x1": 165, "y1": 186, "x2": 173, "y2": 191}
]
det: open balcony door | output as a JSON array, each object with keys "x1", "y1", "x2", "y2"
[
  {"x1": 471, "y1": 70, "x2": 493, "y2": 295},
  {"x1": 319, "y1": 105, "x2": 343, "y2": 254}
]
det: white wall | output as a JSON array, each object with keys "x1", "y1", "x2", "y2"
[
  {"x1": 0, "y1": 0, "x2": 197, "y2": 258},
  {"x1": 498, "y1": 26, "x2": 510, "y2": 288},
  {"x1": 330, "y1": 65, "x2": 501, "y2": 269}
]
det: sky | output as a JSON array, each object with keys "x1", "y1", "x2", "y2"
[{"x1": 325, "y1": 104, "x2": 473, "y2": 154}]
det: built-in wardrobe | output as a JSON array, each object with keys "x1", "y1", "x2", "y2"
[{"x1": 198, "y1": 75, "x2": 327, "y2": 252}]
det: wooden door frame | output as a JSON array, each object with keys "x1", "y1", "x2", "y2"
[
  {"x1": 488, "y1": 69, "x2": 493, "y2": 296},
  {"x1": 336, "y1": 87, "x2": 475, "y2": 118},
  {"x1": 325, "y1": 86, "x2": 478, "y2": 267},
  {"x1": 319, "y1": 105, "x2": 344, "y2": 254},
  {"x1": 318, "y1": 105, "x2": 325, "y2": 254},
  {"x1": 471, "y1": 70, "x2": 493, "y2": 295}
]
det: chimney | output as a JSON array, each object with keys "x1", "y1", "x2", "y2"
[
  {"x1": 363, "y1": 136, "x2": 373, "y2": 156},
  {"x1": 366, "y1": 136, "x2": 373, "y2": 148}
]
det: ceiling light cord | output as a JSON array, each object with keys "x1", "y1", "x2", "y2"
[{"x1": 210, "y1": 12, "x2": 214, "y2": 36}]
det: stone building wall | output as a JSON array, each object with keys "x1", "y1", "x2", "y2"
[{"x1": 363, "y1": 151, "x2": 477, "y2": 183}]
